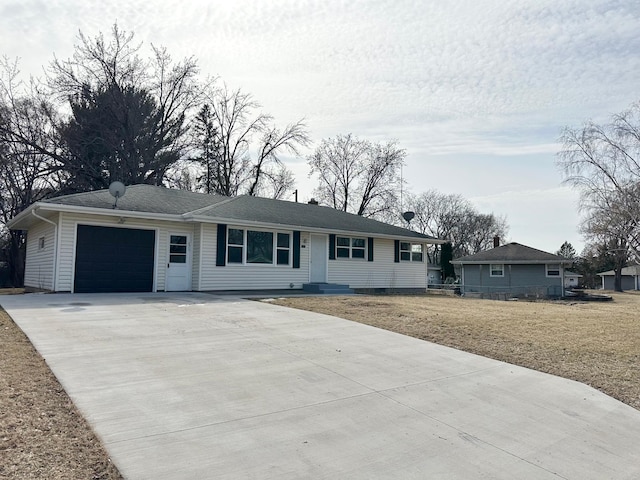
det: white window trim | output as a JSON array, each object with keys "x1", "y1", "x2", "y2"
[
  {"x1": 275, "y1": 232, "x2": 292, "y2": 267},
  {"x1": 400, "y1": 242, "x2": 424, "y2": 263},
  {"x1": 227, "y1": 227, "x2": 292, "y2": 266},
  {"x1": 546, "y1": 264, "x2": 561, "y2": 277},
  {"x1": 226, "y1": 227, "x2": 245, "y2": 265},
  {"x1": 490, "y1": 264, "x2": 504, "y2": 277},
  {"x1": 335, "y1": 236, "x2": 367, "y2": 260}
]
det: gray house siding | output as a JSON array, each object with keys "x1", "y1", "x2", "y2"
[
  {"x1": 462, "y1": 264, "x2": 563, "y2": 297},
  {"x1": 602, "y1": 275, "x2": 638, "y2": 291}
]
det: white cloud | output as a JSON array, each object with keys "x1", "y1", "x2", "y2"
[
  {"x1": 470, "y1": 186, "x2": 585, "y2": 254},
  {"x1": 1, "y1": 0, "x2": 638, "y2": 251}
]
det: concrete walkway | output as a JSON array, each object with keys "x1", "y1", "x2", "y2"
[{"x1": 2, "y1": 292, "x2": 640, "y2": 479}]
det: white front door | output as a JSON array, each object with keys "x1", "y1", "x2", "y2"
[
  {"x1": 166, "y1": 233, "x2": 192, "y2": 291},
  {"x1": 310, "y1": 234, "x2": 328, "y2": 283}
]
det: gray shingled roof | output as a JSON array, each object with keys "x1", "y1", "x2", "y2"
[
  {"x1": 598, "y1": 266, "x2": 640, "y2": 276},
  {"x1": 452, "y1": 242, "x2": 569, "y2": 264},
  {"x1": 43, "y1": 184, "x2": 229, "y2": 215},
  {"x1": 190, "y1": 195, "x2": 434, "y2": 239},
  {"x1": 38, "y1": 184, "x2": 437, "y2": 241}
]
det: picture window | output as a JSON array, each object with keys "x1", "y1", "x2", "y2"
[{"x1": 226, "y1": 228, "x2": 292, "y2": 266}]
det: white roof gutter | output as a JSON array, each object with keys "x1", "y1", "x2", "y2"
[
  {"x1": 11, "y1": 202, "x2": 445, "y2": 244},
  {"x1": 186, "y1": 214, "x2": 445, "y2": 244}
]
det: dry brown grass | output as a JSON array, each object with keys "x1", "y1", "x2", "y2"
[
  {"x1": 273, "y1": 292, "x2": 640, "y2": 410},
  {"x1": 0, "y1": 300, "x2": 122, "y2": 479}
]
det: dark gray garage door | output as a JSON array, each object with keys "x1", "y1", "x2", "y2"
[{"x1": 74, "y1": 225, "x2": 155, "y2": 293}]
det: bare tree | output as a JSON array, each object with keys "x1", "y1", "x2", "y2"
[
  {"x1": 308, "y1": 134, "x2": 405, "y2": 217},
  {"x1": 578, "y1": 189, "x2": 634, "y2": 291},
  {"x1": 0, "y1": 58, "x2": 58, "y2": 285},
  {"x1": 404, "y1": 190, "x2": 508, "y2": 263},
  {"x1": 46, "y1": 24, "x2": 201, "y2": 193},
  {"x1": 558, "y1": 101, "x2": 640, "y2": 267},
  {"x1": 189, "y1": 86, "x2": 309, "y2": 198}
]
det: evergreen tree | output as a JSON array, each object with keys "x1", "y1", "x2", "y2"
[
  {"x1": 440, "y1": 242, "x2": 456, "y2": 282},
  {"x1": 556, "y1": 241, "x2": 577, "y2": 259}
]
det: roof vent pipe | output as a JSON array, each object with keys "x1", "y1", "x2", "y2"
[
  {"x1": 493, "y1": 236, "x2": 500, "y2": 248},
  {"x1": 308, "y1": 198, "x2": 319, "y2": 205}
]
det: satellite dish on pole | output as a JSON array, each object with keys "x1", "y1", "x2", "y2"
[
  {"x1": 402, "y1": 211, "x2": 415, "y2": 224},
  {"x1": 108, "y1": 181, "x2": 126, "y2": 209}
]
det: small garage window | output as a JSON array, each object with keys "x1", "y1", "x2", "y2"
[
  {"x1": 490, "y1": 264, "x2": 504, "y2": 277},
  {"x1": 546, "y1": 264, "x2": 561, "y2": 277}
]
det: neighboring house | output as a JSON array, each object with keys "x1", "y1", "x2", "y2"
[
  {"x1": 451, "y1": 242, "x2": 572, "y2": 299},
  {"x1": 8, "y1": 185, "x2": 443, "y2": 293},
  {"x1": 597, "y1": 266, "x2": 640, "y2": 291},
  {"x1": 564, "y1": 271, "x2": 582, "y2": 288}
]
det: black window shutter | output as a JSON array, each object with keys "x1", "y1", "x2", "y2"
[
  {"x1": 293, "y1": 231, "x2": 301, "y2": 268},
  {"x1": 329, "y1": 234, "x2": 336, "y2": 260},
  {"x1": 394, "y1": 240, "x2": 400, "y2": 263},
  {"x1": 367, "y1": 237, "x2": 374, "y2": 262},
  {"x1": 216, "y1": 224, "x2": 227, "y2": 266}
]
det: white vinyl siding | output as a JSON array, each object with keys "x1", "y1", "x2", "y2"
[
  {"x1": 35, "y1": 211, "x2": 431, "y2": 292},
  {"x1": 56, "y1": 212, "x2": 195, "y2": 292},
  {"x1": 24, "y1": 216, "x2": 57, "y2": 291},
  {"x1": 329, "y1": 238, "x2": 427, "y2": 289},
  {"x1": 199, "y1": 224, "x2": 310, "y2": 290},
  {"x1": 191, "y1": 224, "x2": 202, "y2": 291}
]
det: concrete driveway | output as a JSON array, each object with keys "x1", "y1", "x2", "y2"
[{"x1": 2, "y1": 292, "x2": 640, "y2": 479}]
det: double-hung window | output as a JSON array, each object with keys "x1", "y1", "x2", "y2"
[
  {"x1": 400, "y1": 242, "x2": 424, "y2": 262},
  {"x1": 336, "y1": 236, "x2": 366, "y2": 259},
  {"x1": 227, "y1": 228, "x2": 291, "y2": 265},
  {"x1": 276, "y1": 233, "x2": 291, "y2": 265},
  {"x1": 490, "y1": 264, "x2": 504, "y2": 277},
  {"x1": 227, "y1": 228, "x2": 244, "y2": 264}
]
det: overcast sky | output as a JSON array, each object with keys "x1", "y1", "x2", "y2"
[{"x1": 3, "y1": 0, "x2": 640, "y2": 253}]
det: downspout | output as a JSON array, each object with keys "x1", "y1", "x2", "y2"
[{"x1": 31, "y1": 209, "x2": 58, "y2": 292}]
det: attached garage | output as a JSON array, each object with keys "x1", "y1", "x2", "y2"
[{"x1": 74, "y1": 225, "x2": 156, "y2": 293}]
